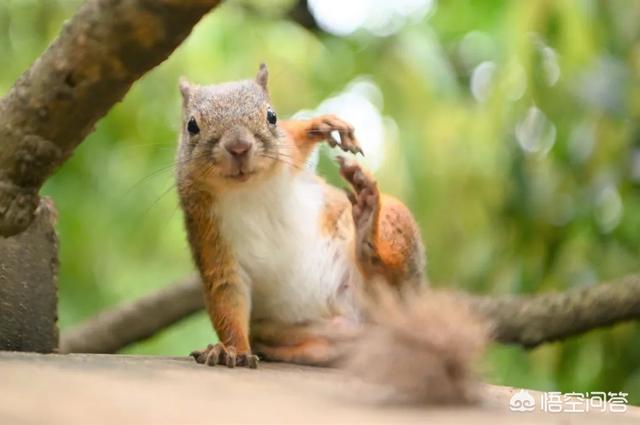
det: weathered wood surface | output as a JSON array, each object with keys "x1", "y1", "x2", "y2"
[{"x1": 0, "y1": 352, "x2": 638, "y2": 424}]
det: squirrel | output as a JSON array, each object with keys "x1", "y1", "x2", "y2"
[
  {"x1": 176, "y1": 64, "x2": 425, "y2": 368},
  {"x1": 176, "y1": 65, "x2": 486, "y2": 402}
]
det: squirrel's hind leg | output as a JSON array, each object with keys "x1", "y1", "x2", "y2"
[
  {"x1": 338, "y1": 157, "x2": 426, "y2": 289},
  {"x1": 252, "y1": 338, "x2": 338, "y2": 366},
  {"x1": 250, "y1": 319, "x2": 354, "y2": 366}
]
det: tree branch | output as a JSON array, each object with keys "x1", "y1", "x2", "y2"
[
  {"x1": 286, "y1": 0, "x2": 320, "y2": 32},
  {"x1": 59, "y1": 276, "x2": 202, "y2": 354},
  {"x1": 0, "y1": 0, "x2": 220, "y2": 237},
  {"x1": 469, "y1": 274, "x2": 640, "y2": 347},
  {"x1": 59, "y1": 273, "x2": 640, "y2": 354}
]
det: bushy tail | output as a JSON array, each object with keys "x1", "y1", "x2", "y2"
[{"x1": 339, "y1": 283, "x2": 489, "y2": 404}]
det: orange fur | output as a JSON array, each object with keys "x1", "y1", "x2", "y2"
[
  {"x1": 279, "y1": 120, "x2": 319, "y2": 168},
  {"x1": 318, "y1": 184, "x2": 353, "y2": 239},
  {"x1": 338, "y1": 157, "x2": 425, "y2": 290},
  {"x1": 178, "y1": 184, "x2": 251, "y2": 354},
  {"x1": 375, "y1": 195, "x2": 425, "y2": 286},
  {"x1": 253, "y1": 337, "x2": 336, "y2": 366},
  {"x1": 251, "y1": 317, "x2": 357, "y2": 365},
  {"x1": 280, "y1": 115, "x2": 361, "y2": 169}
]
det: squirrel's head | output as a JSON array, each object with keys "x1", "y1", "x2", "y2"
[{"x1": 177, "y1": 64, "x2": 284, "y2": 189}]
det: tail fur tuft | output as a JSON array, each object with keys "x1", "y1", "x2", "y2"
[{"x1": 341, "y1": 284, "x2": 489, "y2": 404}]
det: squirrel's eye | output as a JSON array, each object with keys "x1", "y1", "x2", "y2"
[
  {"x1": 187, "y1": 117, "x2": 200, "y2": 135},
  {"x1": 266, "y1": 107, "x2": 277, "y2": 125}
]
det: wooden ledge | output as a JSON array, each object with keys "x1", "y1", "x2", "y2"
[{"x1": 1, "y1": 351, "x2": 638, "y2": 424}]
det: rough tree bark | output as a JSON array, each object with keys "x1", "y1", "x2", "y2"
[
  {"x1": 0, "y1": 198, "x2": 59, "y2": 352},
  {"x1": 60, "y1": 273, "x2": 640, "y2": 354},
  {"x1": 0, "y1": 0, "x2": 220, "y2": 237},
  {"x1": 469, "y1": 274, "x2": 640, "y2": 347},
  {"x1": 287, "y1": 0, "x2": 320, "y2": 31}
]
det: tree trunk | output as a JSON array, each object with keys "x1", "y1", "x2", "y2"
[
  {"x1": 0, "y1": 198, "x2": 59, "y2": 352},
  {"x1": 0, "y1": 0, "x2": 220, "y2": 237}
]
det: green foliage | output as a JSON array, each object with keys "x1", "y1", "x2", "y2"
[{"x1": 1, "y1": 0, "x2": 639, "y2": 402}]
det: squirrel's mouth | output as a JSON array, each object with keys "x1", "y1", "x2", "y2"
[{"x1": 225, "y1": 169, "x2": 256, "y2": 182}]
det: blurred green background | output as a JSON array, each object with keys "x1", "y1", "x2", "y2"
[{"x1": 2, "y1": 0, "x2": 640, "y2": 402}]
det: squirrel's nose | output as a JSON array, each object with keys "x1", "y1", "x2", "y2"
[{"x1": 225, "y1": 139, "x2": 251, "y2": 157}]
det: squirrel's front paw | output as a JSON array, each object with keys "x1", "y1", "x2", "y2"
[
  {"x1": 190, "y1": 343, "x2": 259, "y2": 369},
  {"x1": 307, "y1": 115, "x2": 363, "y2": 155}
]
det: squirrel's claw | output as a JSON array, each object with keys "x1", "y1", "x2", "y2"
[
  {"x1": 190, "y1": 343, "x2": 259, "y2": 369},
  {"x1": 308, "y1": 115, "x2": 364, "y2": 156}
]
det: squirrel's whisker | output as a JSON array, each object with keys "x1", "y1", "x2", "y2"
[
  {"x1": 123, "y1": 153, "x2": 212, "y2": 197},
  {"x1": 258, "y1": 153, "x2": 304, "y2": 171},
  {"x1": 132, "y1": 182, "x2": 180, "y2": 227},
  {"x1": 111, "y1": 142, "x2": 176, "y2": 151},
  {"x1": 271, "y1": 151, "x2": 298, "y2": 161}
]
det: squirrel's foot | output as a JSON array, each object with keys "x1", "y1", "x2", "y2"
[
  {"x1": 338, "y1": 156, "x2": 379, "y2": 227},
  {"x1": 337, "y1": 156, "x2": 382, "y2": 274},
  {"x1": 190, "y1": 343, "x2": 259, "y2": 369},
  {"x1": 306, "y1": 115, "x2": 363, "y2": 155}
]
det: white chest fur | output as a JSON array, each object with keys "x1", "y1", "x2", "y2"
[{"x1": 213, "y1": 170, "x2": 355, "y2": 323}]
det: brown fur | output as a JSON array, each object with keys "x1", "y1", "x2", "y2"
[
  {"x1": 319, "y1": 184, "x2": 353, "y2": 239},
  {"x1": 178, "y1": 183, "x2": 252, "y2": 355}
]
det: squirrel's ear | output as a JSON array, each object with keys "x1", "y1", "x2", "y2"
[
  {"x1": 179, "y1": 77, "x2": 191, "y2": 102},
  {"x1": 256, "y1": 63, "x2": 268, "y2": 91}
]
